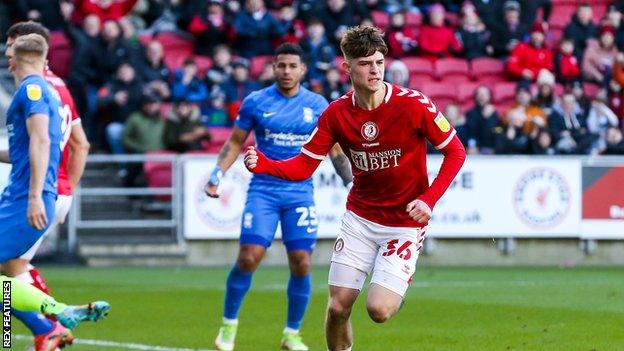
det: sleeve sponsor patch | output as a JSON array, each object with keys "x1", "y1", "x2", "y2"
[
  {"x1": 434, "y1": 112, "x2": 451, "y2": 133},
  {"x1": 26, "y1": 84, "x2": 42, "y2": 101}
]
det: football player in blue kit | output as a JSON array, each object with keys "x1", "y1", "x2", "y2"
[{"x1": 205, "y1": 43, "x2": 353, "y2": 351}]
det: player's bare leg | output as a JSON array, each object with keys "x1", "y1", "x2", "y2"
[
  {"x1": 325, "y1": 285, "x2": 359, "y2": 351},
  {"x1": 236, "y1": 244, "x2": 266, "y2": 272},
  {"x1": 366, "y1": 283, "x2": 403, "y2": 323}
]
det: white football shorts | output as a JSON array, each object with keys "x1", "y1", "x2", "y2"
[
  {"x1": 20, "y1": 195, "x2": 73, "y2": 260},
  {"x1": 329, "y1": 210, "x2": 426, "y2": 297}
]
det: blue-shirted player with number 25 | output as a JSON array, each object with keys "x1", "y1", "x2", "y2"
[{"x1": 205, "y1": 43, "x2": 353, "y2": 351}]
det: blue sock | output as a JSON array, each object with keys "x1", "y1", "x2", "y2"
[
  {"x1": 12, "y1": 309, "x2": 54, "y2": 336},
  {"x1": 223, "y1": 265, "x2": 253, "y2": 320},
  {"x1": 286, "y1": 274, "x2": 311, "y2": 330}
]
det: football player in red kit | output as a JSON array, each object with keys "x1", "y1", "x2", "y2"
[{"x1": 243, "y1": 26, "x2": 466, "y2": 351}]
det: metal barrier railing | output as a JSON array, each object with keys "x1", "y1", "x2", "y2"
[{"x1": 67, "y1": 153, "x2": 184, "y2": 253}]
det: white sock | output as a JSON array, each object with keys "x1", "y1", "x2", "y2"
[
  {"x1": 222, "y1": 317, "x2": 238, "y2": 325},
  {"x1": 15, "y1": 270, "x2": 34, "y2": 284},
  {"x1": 327, "y1": 346, "x2": 352, "y2": 351},
  {"x1": 283, "y1": 327, "x2": 299, "y2": 334}
]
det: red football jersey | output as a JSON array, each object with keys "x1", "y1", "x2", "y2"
[
  {"x1": 44, "y1": 68, "x2": 81, "y2": 196},
  {"x1": 302, "y1": 83, "x2": 457, "y2": 227}
]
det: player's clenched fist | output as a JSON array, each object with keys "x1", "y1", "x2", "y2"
[
  {"x1": 244, "y1": 146, "x2": 259, "y2": 171},
  {"x1": 406, "y1": 199, "x2": 431, "y2": 224}
]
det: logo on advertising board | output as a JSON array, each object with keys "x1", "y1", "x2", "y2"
[
  {"x1": 195, "y1": 168, "x2": 250, "y2": 231},
  {"x1": 513, "y1": 168, "x2": 571, "y2": 229}
]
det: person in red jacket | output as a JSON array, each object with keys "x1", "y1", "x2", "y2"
[
  {"x1": 75, "y1": 0, "x2": 138, "y2": 23},
  {"x1": 418, "y1": 4, "x2": 462, "y2": 60},
  {"x1": 507, "y1": 21, "x2": 553, "y2": 81},
  {"x1": 555, "y1": 38, "x2": 582, "y2": 85}
]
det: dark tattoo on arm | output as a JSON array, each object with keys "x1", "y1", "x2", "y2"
[
  {"x1": 330, "y1": 152, "x2": 353, "y2": 186},
  {"x1": 217, "y1": 143, "x2": 231, "y2": 165}
]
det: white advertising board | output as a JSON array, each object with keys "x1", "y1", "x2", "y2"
[{"x1": 183, "y1": 156, "x2": 582, "y2": 239}]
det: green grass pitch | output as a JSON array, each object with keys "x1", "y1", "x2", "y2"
[{"x1": 10, "y1": 266, "x2": 624, "y2": 351}]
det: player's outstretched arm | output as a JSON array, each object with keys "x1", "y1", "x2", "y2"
[
  {"x1": 244, "y1": 146, "x2": 322, "y2": 181},
  {"x1": 204, "y1": 126, "x2": 251, "y2": 198},
  {"x1": 26, "y1": 113, "x2": 51, "y2": 230},
  {"x1": 329, "y1": 143, "x2": 353, "y2": 187},
  {"x1": 67, "y1": 122, "x2": 90, "y2": 189},
  {"x1": 407, "y1": 135, "x2": 466, "y2": 224}
]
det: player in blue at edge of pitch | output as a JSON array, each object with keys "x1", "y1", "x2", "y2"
[
  {"x1": 0, "y1": 33, "x2": 110, "y2": 351},
  {"x1": 204, "y1": 43, "x2": 353, "y2": 351}
]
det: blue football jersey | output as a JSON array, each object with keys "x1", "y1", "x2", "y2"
[
  {"x1": 236, "y1": 84, "x2": 328, "y2": 191},
  {"x1": 2, "y1": 75, "x2": 63, "y2": 200}
]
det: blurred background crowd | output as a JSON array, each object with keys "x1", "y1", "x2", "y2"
[{"x1": 0, "y1": 0, "x2": 623, "y2": 160}]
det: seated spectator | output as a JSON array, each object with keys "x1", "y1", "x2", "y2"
[
  {"x1": 533, "y1": 69, "x2": 558, "y2": 114},
  {"x1": 172, "y1": 58, "x2": 209, "y2": 103},
  {"x1": 381, "y1": 0, "x2": 420, "y2": 14},
  {"x1": 586, "y1": 92, "x2": 620, "y2": 153},
  {"x1": 564, "y1": 2, "x2": 598, "y2": 61},
  {"x1": 96, "y1": 20, "x2": 143, "y2": 82},
  {"x1": 206, "y1": 45, "x2": 233, "y2": 91},
  {"x1": 489, "y1": 0, "x2": 529, "y2": 57},
  {"x1": 530, "y1": 127, "x2": 555, "y2": 154},
  {"x1": 555, "y1": 38, "x2": 582, "y2": 86},
  {"x1": 385, "y1": 60, "x2": 410, "y2": 86},
  {"x1": 516, "y1": 0, "x2": 552, "y2": 29},
  {"x1": 504, "y1": 82, "x2": 548, "y2": 135},
  {"x1": 120, "y1": 93, "x2": 165, "y2": 186},
  {"x1": 322, "y1": 66, "x2": 349, "y2": 101},
  {"x1": 603, "y1": 126, "x2": 624, "y2": 154},
  {"x1": 203, "y1": 90, "x2": 229, "y2": 127},
  {"x1": 233, "y1": 0, "x2": 285, "y2": 58},
  {"x1": 444, "y1": 103, "x2": 469, "y2": 147},
  {"x1": 457, "y1": 2, "x2": 491, "y2": 59},
  {"x1": 549, "y1": 92, "x2": 595, "y2": 154},
  {"x1": 319, "y1": 0, "x2": 360, "y2": 48},
  {"x1": 187, "y1": 0, "x2": 229, "y2": 56},
  {"x1": 582, "y1": 25, "x2": 619, "y2": 86},
  {"x1": 300, "y1": 19, "x2": 336, "y2": 82},
  {"x1": 138, "y1": 40, "x2": 171, "y2": 101},
  {"x1": 386, "y1": 11, "x2": 418, "y2": 58},
  {"x1": 604, "y1": 4, "x2": 624, "y2": 51},
  {"x1": 99, "y1": 63, "x2": 144, "y2": 153},
  {"x1": 494, "y1": 107, "x2": 530, "y2": 154},
  {"x1": 221, "y1": 58, "x2": 260, "y2": 121},
  {"x1": 66, "y1": 14, "x2": 102, "y2": 140},
  {"x1": 507, "y1": 22, "x2": 553, "y2": 81},
  {"x1": 276, "y1": 5, "x2": 306, "y2": 44},
  {"x1": 164, "y1": 101, "x2": 211, "y2": 153},
  {"x1": 418, "y1": 4, "x2": 462, "y2": 60},
  {"x1": 466, "y1": 85, "x2": 500, "y2": 154},
  {"x1": 75, "y1": 0, "x2": 138, "y2": 23},
  {"x1": 258, "y1": 61, "x2": 275, "y2": 87}
]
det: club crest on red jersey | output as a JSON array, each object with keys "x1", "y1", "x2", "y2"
[{"x1": 361, "y1": 121, "x2": 379, "y2": 141}]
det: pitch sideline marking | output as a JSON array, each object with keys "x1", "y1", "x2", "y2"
[{"x1": 13, "y1": 334, "x2": 216, "y2": 351}]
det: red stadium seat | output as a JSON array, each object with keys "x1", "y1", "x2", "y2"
[
  {"x1": 163, "y1": 50, "x2": 191, "y2": 71},
  {"x1": 419, "y1": 82, "x2": 459, "y2": 110},
  {"x1": 493, "y1": 82, "x2": 517, "y2": 104},
  {"x1": 583, "y1": 82, "x2": 601, "y2": 99},
  {"x1": 470, "y1": 57, "x2": 505, "y2": 82},
  {"x1": 143, "y1": 151, "x2": 176, "y2": 201},
  {"x1": 250, "y1": 55, "x2": 273, "y2": 79},
  {"x1": 548, "y1": 28, "x2": 564, "y2": 47},
  {"x1": 435, "y1": 58, "x2": 471, "y2": 82},
  {"x1": 402, "y1": 56, "x2": 435, "y2": 79},
  {"x1": 194, "y1": 55, "x2": 213, "y2": 76},
  {"x1": 457, "y1": 82, "x2": 481, "y2": 103},
  {"x1": 549, "y1": 5, "x2": 576, "y2": 30},
  {"x1": 409, "y1": 74, "x2": 436, "y2": 90},
  {"x1": 371, "y1": 11, "x2": 390, "y2": 30},
  {"x1": 154, "y1": 32, "x2": 195, "y2": 53}
]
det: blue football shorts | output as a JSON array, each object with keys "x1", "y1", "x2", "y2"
[
  {"x1": 240, "y1": 189, "x2": 317, "y2": 252},
  {"x1": 0, "y1": 193, "x2": 56, "y2": 262}
]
